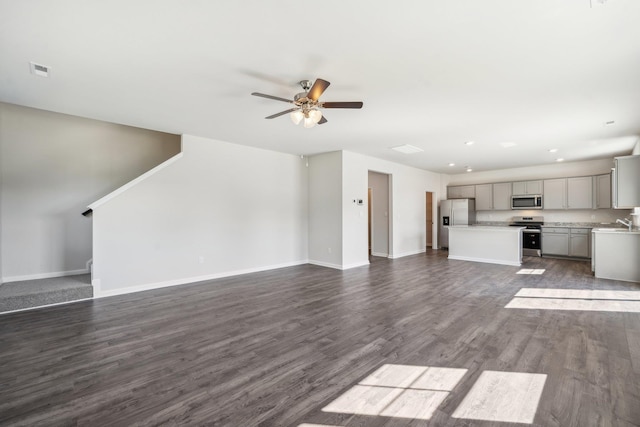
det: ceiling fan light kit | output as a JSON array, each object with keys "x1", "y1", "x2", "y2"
[{"x1": 251, "y1": 78, "x2": 363, "y2": 128}]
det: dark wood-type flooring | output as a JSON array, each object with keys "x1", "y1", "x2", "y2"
[{"x1": 1, "y1": 251, "x2": 639, "y2": 426}]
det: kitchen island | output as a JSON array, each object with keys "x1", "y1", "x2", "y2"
[{"x1": 448, "y1": 225, "x2": 525, "y2": 266}]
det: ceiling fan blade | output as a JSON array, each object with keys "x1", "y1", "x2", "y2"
[
  {"x1": 318, "y1": 116, "x2": 328, "y2": 125},
  {"x1": 321, "y1": 101, "x2": 363, "y2": 109},
  {"x1": 265, "y1": 108, "x2": 299, "y2": 119},
  {"x1": 307, "y1": 78, "x2": 330, "y2": 101},
  {"x1": 251, "y1": 92, "x2": 293, "y2": 104}
]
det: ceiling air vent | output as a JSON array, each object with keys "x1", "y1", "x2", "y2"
[{"x1": 29, "y1": 62, "x2": 51, "y2": 77}]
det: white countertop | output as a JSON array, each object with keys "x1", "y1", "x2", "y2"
[
  {"x1": 592, "y1": 228, "x2": 640, "y2": 235},
  {"x1": 449, "y1": 225, "x2": 525, "y2": 232}
]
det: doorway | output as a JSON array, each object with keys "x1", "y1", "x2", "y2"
[
  {"x1": 368, "y1": 171, "x2": 390, "y2": 258},
  {"x1": 426, "y1": 191, "x2": 434, "y2": 248}
]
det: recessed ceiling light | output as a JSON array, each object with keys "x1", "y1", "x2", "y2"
[
  {"x1": 390, "y1": 144, "x2": 424, "y2": 154},
  {"x1": 465, "y1": 141, "x2": 475, "y2": 146},
  {"x1": 466, "y1": 167, "x2": 473, "y2": 172},
  {"x1": 448, "y1": 163, "x2": 455, "y2": 167},
  {"x1": 556, "y1": 158, "x2": 564, "y2": 162},
  {"x1": 548, "y1": 148, "x2": 558, "y2": 153}
]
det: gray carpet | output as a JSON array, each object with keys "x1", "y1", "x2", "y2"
[{"x1": 0, "y1": 274, "x2": 93, "y2": 313}]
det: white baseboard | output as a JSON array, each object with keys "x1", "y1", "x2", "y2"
[
  {"x1": 388, "y1": 248, "x2": 426, "y2": 259},
  {"x1": 0, "y1": 298, "x2": 93, "y2": 316},
  {"x1": 342, "y1": 261, "x2": 370, "y2": 270},
  {"x1": 93, "y1": 260, "x2": 309, "y2": 298},
  {"x1": 371, "y1": 252, "x2": 389, "y2": 258},
  {"x1": 307, "y1": 260, "x2": 341, "y2": 270},
  {"x1": 308, "y1": 259, "x2": 370, "y2": 270},
  {"x1": 2, "y1": 268, "x2": 90, "y2": 284},
  {"x1": 448, "y1": 255, "x2": 521, "y2": 267}
]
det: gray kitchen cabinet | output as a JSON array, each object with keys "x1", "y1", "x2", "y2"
[
  {"x1": 492, "y1": 182, "x2": 512, "y2": 210},
  {"x1": 542, "y1": 227, "x2": 569, "y2": 255},
  {"x1": 613, "y1": 155, "x2": 640, "y2": 208},
  {"x1": 543, "y1": 227, "x2": 591, "y2": 258},
  {"x1": 543, "y1": 179, "x2": 566, "y2": 209},
  {"x1": 569, "y1": 228, "x2": 590, "y2": 258},
  {"x1": 512, "y1": 180, "x2": 543, "y2": 195},
  {"x1": 567, "y1": 176, "x2": 593, "y2": 209},
  {"x1": 447, "y1": 185, "x2": 475, "y2": 199},
  {"x1": 474, "y1": 184, "x2": 493, "y2": 210},
  {"x1": 595, "y1": 173, "x2": 611, "y2": 209},
  {"x1": 593, "y1": 230, "x2": 640, "y2": 282}
]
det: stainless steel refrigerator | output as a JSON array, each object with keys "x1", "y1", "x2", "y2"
[{"x1": 439, "y1": 199, "x2": 476, "y2": 249}]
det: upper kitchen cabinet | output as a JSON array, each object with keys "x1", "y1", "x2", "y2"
[
  {"x1": 512, "y1": 180, "x2": 542, "y2": 195},
  {"x1": 595, "y1": 173, "x2": 611, "y2": 209},
  {"x1": 544, "y1": 177, "x2": 594, "y2": 210},
  {"x1": 613, "y1": 155, "x2": 640, "y2": 208},
  {"x1": 447, "y1": 185, "x2": 475, "y2": 199},
  {"x1": 492, "y1": 182, "x2": 512, "y2": 210},
  {"x1": 567, "y1": 176, "x2": 593, "y2": 209},
  {"x1": 473, "y1": 182, "x2": 512, "y2": 211},
  {"x1": 543, "y1": 178, "x2": 566, "y2": 209},
  {"x1": 474, "y1": 184, "x2": 493, "y2": 210}
]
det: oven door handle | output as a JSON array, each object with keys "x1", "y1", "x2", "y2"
[{"x1": 523, "y1": 229, "x2": 541, "y2": 234}]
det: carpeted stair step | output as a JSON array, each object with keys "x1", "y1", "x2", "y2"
[{"x1": 0, "y1": 274, "x2": 93, "y2": 313}]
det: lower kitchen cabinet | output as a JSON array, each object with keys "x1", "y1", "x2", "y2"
[
  {"x1": 569, "y1": 228, "x2": 590, "y2": 258},
  {"x1": 542, "y1": 227, "x2": 591, "y2": 258},
  {"x1": 542, "y1": 228, "x2": 569, "y2": 256}
]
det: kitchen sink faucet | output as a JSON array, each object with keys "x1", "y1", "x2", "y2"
[{"x1": 616, "y1": 218, "x2": 632, "y2": 231}]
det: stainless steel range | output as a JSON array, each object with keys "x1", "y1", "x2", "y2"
[{"x1": 510, "y1": 216, "x2": 544, "y2": 257}]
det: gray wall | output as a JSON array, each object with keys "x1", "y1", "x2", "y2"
[
  {"x1": 0, "y1": 103, "x2": 181, "y2": 282},
  {"x1": 308, "y1": 151, "x2": 343, "y2": 268}
]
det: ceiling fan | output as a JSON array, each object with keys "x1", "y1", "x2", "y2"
[{"x1": 251, "y1": 78, "x2": 363, "y2": 128}]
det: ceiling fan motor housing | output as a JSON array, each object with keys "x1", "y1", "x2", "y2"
[{"x1": 294, "y1": 92, "x2": 314, "y2": 106}]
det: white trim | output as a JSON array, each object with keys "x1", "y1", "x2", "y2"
[
  {"x1": 371, "y1": 251, "x2": 389, "y2": 257},
  {"x1": 308, "y1": 260, "x2": 370, "y2": 270},
  {"x1": 448, "y1": 255, "x2": 521, "y2": 267},
  {"x1": 88, "y1": 152, "x2": 184, "y2": 210},
  {"x1": 2, "y1": 269, "x2": 89, "y2": 283},
  {"x1": 388, "y1": 248, "x2": 426, "y2": 259},
  {"x1": 308, "y1": 260, "x2": 343, "y2": 270},
  {"x1": 342, "y1": 261, "x2": 370, "y2": 270},
  {"x1": 93, "y1": 260, "x2": 308, "y2": 298},
  {"x1": 0, "y1": 298, "x2": 93, "y2": 316}
]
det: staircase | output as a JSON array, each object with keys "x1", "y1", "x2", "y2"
[{"x1": 0, "y1": 274, "x2": 93, "y2": 313}]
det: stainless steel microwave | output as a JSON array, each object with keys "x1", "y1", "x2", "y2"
[{"x1": 511, "y1": 194, "x2": 543, "y2": 209}]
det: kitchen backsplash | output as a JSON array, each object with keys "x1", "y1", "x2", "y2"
[{"x1": 475, "y1": 208, "x2": 632, "y2": 224}]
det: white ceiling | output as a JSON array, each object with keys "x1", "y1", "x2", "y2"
[{"x1": 1, "y1": 0, "x2": 639, "y2": 174}]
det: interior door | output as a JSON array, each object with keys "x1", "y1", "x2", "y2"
[
  {"x1": 368, "y1": 188, "x2": 372, "y2": 257},
  {"x1": 426, "y1": 192, "x2": 433, "y2": 247}
]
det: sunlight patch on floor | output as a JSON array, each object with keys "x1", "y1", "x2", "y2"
[
  {"x1": 298, "y1": 424, "x2": 344, "y2": 427},
  {"x1": 515, "y1": 288, "x2": 640, "y2": 300},
  {"x1": 507, "y1": 287, "x2": 640, "y2": 312},
  {"x1": 506, "y1": 297, "x2": 640, "y2": 312},
  {"x1": 321, "y1": 364, "x2": 467, "y2": 420},
  {"x1": 451, "y1": 371, "x2": 546, "y2": 424},
  {"x1": 516, "y1": 269, "x2": 545, "y2": 275}
]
